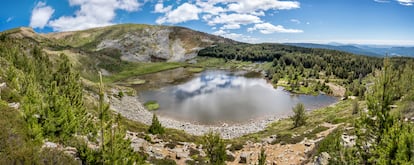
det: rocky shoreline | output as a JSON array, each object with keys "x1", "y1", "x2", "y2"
[{"x1": 108, "y1": 94, "x2": 287, "y2": 139}]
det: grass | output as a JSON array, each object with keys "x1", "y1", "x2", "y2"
[
  {"x1": 230, "y1": 99, "x2": 358, "y2": 144},
  {"x1": 103, "y1": 62, "x2": 185, "y2": 83},
  {"x1": 144, "y1": 101, "x2": 160, "y2": 111},
  {"x1": 187, "y1": 67, "x2": 204, "y2": 73}
]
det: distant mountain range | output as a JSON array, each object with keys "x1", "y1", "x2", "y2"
[{"x1": 284, "y1": 43, "x2": 414, "y2": 57}]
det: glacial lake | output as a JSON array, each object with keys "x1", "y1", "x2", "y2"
[{"x1": 139, "y1": 70, "x2": 338, "y2": 125}]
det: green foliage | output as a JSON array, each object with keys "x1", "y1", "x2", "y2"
[
  {"x1": 352, "y1": 99, "x2": 359, "y2": 115},
  {"x1": 258, "y1": 147, "x2": 267, "y2": 165},
  {"x1": 148, "y1": 114, "x2": 165, "y2": 134},
  {"x1": 291, "y1": 103, "x2": 307, "y2": 128},
  {"x1": 202, "y1": 131, "x2": 226, "y2": 165},
  {"x1": 144, "y1": 100, "x2": 160, "y2": 111}
]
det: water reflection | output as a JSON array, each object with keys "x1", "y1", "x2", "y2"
[{"x1": 139, "y1": 70, "x2": 338, "y2": 124}]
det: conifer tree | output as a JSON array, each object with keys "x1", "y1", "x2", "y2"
[
  {"x1": 148, "y1": 114, "x2": 165, "y2": 134},
  {"x1": 202, "y1": 131, "x2": 226, "y2": 165},
  {"x1": 291, "y1": 103, "x2": 306, "y2": 128}
]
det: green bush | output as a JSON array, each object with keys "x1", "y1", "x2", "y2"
[
  {"x1": 202, "y1": 131, "x2": 226, "y2": 165},
  {"x1": 148, "y1": 114, "x2": 164, "y2": 134},
  {"x1": 290, "y1": 103, "x2": 307, "y2": 128}
]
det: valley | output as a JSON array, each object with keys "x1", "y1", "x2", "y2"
[{"x1": 1, "y1": 24, "x2": 414, "y2": 165}]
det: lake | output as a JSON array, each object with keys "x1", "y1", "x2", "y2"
[{"x1": 139, "y1": 70, "x2": 338, "y2": 125}]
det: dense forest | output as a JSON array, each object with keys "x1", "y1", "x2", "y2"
[{"x1": 200, "y1": 43, "x2": 385, "y2": 96}]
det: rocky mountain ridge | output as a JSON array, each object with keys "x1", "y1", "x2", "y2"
[{"x1": 1, "y1": 24, "x2": 237, "y2": 62}]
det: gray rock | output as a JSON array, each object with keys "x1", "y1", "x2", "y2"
[
  {"x1": 176, "y1": 151, "x2": 189, "y2": 160},
  {"x1": 262, "y1": 134, "x2": 277, "y2": 144},
  {"x1": 43, "y1": 141, "x2": 58, "y2": 148},
  {"x1": 8, "y1": 102, "x2": 20, "y2": 109},
  {"x1": 315, "y1": 152, "x2": 331, "y2": 165},
  {"x1": 226, "y1": 150, "x2": 235, "y2": 162},
  {"x1": 239, "y1": 152, "x2": 251, "y2": 164}
]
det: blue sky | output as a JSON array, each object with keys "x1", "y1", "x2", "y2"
[{"x1": 1, "y1": 0, "x2": 414, "y2": 45}]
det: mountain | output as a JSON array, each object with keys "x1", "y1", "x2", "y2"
[
  {"x1": 285, "y1": 43, "x2": 414, "y2": 57},
  {"x1": 1, "y1": 24, "x2": 237, "y2": 62}
]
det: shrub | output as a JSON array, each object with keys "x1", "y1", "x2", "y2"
[
  {"x1": 148, "y1": 114, "x2": 164, "y2": 134},
  {"x1": 291, "y1": 103, "x2": 307, "y2": 128},
  {"x1": 202, "y1": 131, "x2": 226, "y2": 165}
]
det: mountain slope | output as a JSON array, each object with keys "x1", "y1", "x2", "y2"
[{"x1": 44, "y1": 24, "x2": 237, "y2": 62}]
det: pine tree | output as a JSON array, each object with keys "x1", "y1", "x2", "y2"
[
  {"x1": 202, "y1": 131, "x2": 226, "y2": 165},
  {"x1": 291, "y1": 103, "x2": 306, "y2": 128},
  {"x1": 148, "y1": 114, "x2": 164, "y2": 134}
]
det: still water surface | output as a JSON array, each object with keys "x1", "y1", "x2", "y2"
[{"x1": 139, "y1": 70, "x2": 338, "y2": 124}]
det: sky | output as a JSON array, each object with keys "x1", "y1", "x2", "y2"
[{"x1": 1, "y1": 0, "x2": 414, "y2": 45}]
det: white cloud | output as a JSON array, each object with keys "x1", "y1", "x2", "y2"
[
  {"x1": 154, "y1": 3, "x2": 172, "y2": 13},
  {"x1": 374, "y1": 0, "x2": 390, "y2": 3},
  {"x1": 221, "y1": 24, "x2": 240, "y2": 30},
  {"x1": 248, "y1": 22, "x2": 303, "y2": 34},
  {"x1": 48, "y1": 0, "x2": 141, "y2": 31},
  {"x1": 227, "y1": 0, "x2": 300, "y2": 13},
  {"x1": 208, "y1": 13, "x2": 262, "y2": 26},
  {"x1": 196, "y1": 0, "x2": 225, "y2": 15},
  {"x1": 290, "y1": 19, "x2": 300, "y2": 24},
  {"x1": 213, "y1": 29, "x2": 258, "y2": 43},
  {"x1": 156, "y1": 3, "x2": 201, "y2": 24},
  {"x1": 397, "y1": 0, "x2": 414, "y2": 5},
  {"x1": 30, "y1": 2, "x2": 55, "y2": 29}
]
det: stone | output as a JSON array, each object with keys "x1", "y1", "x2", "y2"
[
  {"x1": 239, "y1": 152, "x2": 250, "y2": 164},
  {"x1": 64, "y1": 147, "x2": 78, "y2": 157},
  {"x1": 315, "y1": 152, "x2": 331, "y2": 165},
  {"x1": 262, "y1": 134, "x2": 277, "y2": 144},
  {"x1": 43, "y1": 141, "x2": 58, "y2": 148},
  {"x1": 226, "y1": 150, "x2": 235, "y2": 162},
  {"x1": 8, "y1": 102, "x2": 20, "y2": 109},
  {"x1": 176, "y1": 151, "x2": 188, "y2": 160}
]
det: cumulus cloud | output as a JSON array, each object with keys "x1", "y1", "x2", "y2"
[
  {"x1": 221, "y1": 24, "x2": 240, "y2": 30},
  {"x1": 208, "y1": 13, "x2": 262, "y2": 27},
  {"x1": 156, "y1": 3, "x2": 201, "y2": 24},
  {"x1": 397, "y1": 0, "x2": 414, "y2": 5},
  {"x1": 30, "y1": 2, "x2": 55, "y2": 29},
  {"x1": 227, "y1": 0, "x2": 300, "y2": 13},
  {"x1": 48, "y1": 0, "x2": 141, "y2": 31},
  {"x1": 213, "y1": 29, "x2": 258, "y2": 42},
  {"x1": 248, "y1": 22, "x2": 303, "y2": 34},
  {"x1": 154, "y1": 3, "x2": 172, "y2": 13}
]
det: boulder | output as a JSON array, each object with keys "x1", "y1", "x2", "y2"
[
  {"x1": 176, "y1": 151, "x2": 189, "y2": 160},
  {"x1": 226, "y1": 150, "x2": 235, "y2": 162},
  {"x1": 43, "y1": 141, "x2": 58, "y2": 148},
  {"x1": 315, "y1": 152, "x2": 331, "y2": 165},
  {"x1": 8, "y1": 102, "x2": 20, "y2": 109},
  {"x1": 262, "y1": 134, "x2": 277, "y2": 144},
  {"x1": 239, "y1": 152, "x2": 251, "y2": 164}
]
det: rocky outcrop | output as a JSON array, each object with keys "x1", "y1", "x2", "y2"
[{"x1": 45, "y1": 24, "x2": 237, "y2": 62}]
